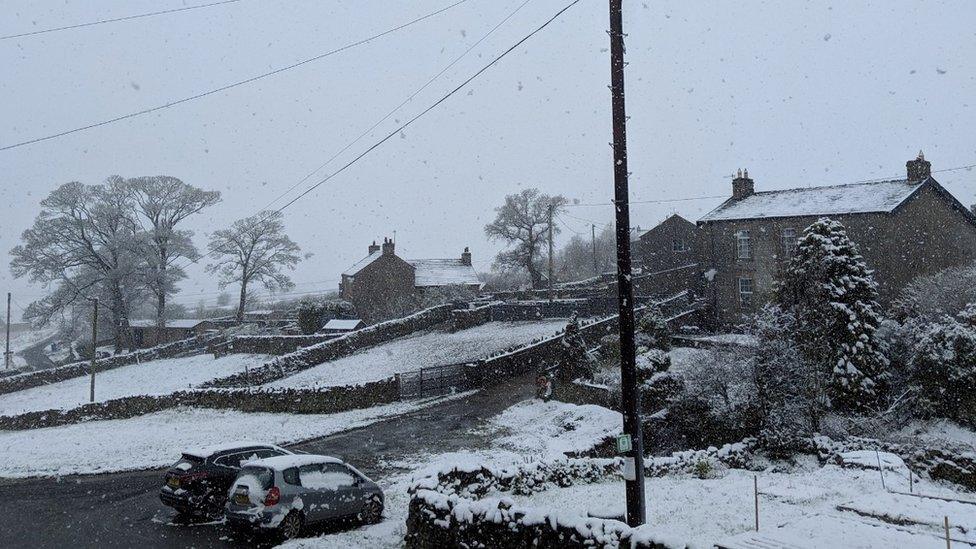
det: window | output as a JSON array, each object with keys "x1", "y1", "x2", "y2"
[
  {"x1": 781, "y1": 228, "x2": 797, "y2": 258},
  {"x1": 672, "y1": 238, "x2": 690, "y2": 252},
  {"x1": 282, "y1": 467, "x2": 301, "y2": 486},
  {"x1": 738, "y1": 278, "x2": 754, "y2": 306},
  {"x1": 300, "y1": 463, "x2": 358, "y2": 490},
  {"x1": 735, "y1": 230, "x2": 752, "y2": 260}
]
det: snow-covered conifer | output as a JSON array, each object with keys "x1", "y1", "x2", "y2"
[{"x1": 775, "y1": 217, "x2": 888, "y2": 412}]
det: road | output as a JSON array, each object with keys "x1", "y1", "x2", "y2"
[{"x1": 0, "y1": 374, "x2": 535, "y2": 549}]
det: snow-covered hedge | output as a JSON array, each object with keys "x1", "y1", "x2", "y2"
[
  {"x1": 203, "y1": 304, "x2": 455, "y2": 388},
  {"x1": 0, "y1": 378, "x2": 398, "y2": 431},
  {"x1": 0, "y1": 333, "x2": 223, "y2": 396}
]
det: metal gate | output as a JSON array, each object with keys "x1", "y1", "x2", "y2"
[{"x1": 397, "y1": 363, "x2": 469, "y2": 399}]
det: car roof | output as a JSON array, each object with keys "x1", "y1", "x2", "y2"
[
  {"x1": 183, "y1": 441, "x2": 289, "y2": 460},
  {"x1": 243, "y1": 454, "x2": 343, "y2": 470}
]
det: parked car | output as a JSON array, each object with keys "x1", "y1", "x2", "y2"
[
  {"x1": 224, "y1": 454, "x2": 384, "y2": 540},
  {"x1": 159, "y1": 442, "x2": 292, "y2": 517}
]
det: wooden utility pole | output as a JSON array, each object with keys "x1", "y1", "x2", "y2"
[
  {"x1": 90, "y1": 299, "x2": 98, "y2": 403},
  {"x1": 4, "y1": 292, "x2": 11, "y2": 370},
  {"x1": 591, "y1": 224, "x2": 599, "y2": 276},
  {"x1": 547, "y1": 202, "x2": 555, "y2": 303},
  {"x1": 608, "y1": 0, "x2": 646, "y2": 526}
]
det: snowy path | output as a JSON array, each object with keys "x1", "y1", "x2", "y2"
[
  {"x1": 266, "y1": 320, "x2": 567, "y2": 389},
  {"x1": 0, "y1": 353, "x2": 271, "y2": 416}
]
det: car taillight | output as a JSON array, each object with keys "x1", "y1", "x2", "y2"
[
  {"x1": 178, "y1": 472, "x2": 209, "y2": 484},
  {"x1": 264, "y1": 486, "x2": 280, "y2": 506}
]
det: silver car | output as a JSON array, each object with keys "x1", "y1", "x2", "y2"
[{"x1": 224, "y1": 454, "x2": 384, "y2": 540}]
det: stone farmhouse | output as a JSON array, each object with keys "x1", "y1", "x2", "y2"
[
  {"x1": 339, "y1": 238, "x2": 483, "y2": 322},
  {"x1": 632, "y1": 214, "x2": 703, "y2": 275},
  {"x1": 635, "y1": 153, "x2": 976, "y2": 326}
]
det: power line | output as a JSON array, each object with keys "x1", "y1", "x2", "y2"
[
  {"x1": 176, "y1": 0, "x2": 581, "y2": 279},
  {"x1": 258, "y1": 0, "x2": 533, "y2": 213},
  {"x1": 0, "y1": 0, "x2": 470, "y2": 152},
  {"x1": 0, "y1": 0, "x2": 243, "y2": 41}
]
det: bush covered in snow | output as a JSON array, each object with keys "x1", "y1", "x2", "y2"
[
  {"x1": 891, "y1": 262, "x2": 976, "y2": 322},
  {"x1": 909, "y1": 317, "x2": 976, "y2": 426}
]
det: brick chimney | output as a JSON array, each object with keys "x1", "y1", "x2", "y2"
[
  {"x1": 907, "y1": 150, "x2": 931, "y2": 180},
  {"x1": 460, "y1": 247, "x2": 472, "y2": 266},
  {"x1": 731, "y1": 168, "x2": 754, "y2": 200},
  {"x1": 381, "y1": 237, "x2": 395, "y2": 256},
  {"x1": 368, "y1": 240, "x2": 380, "y2": 254}
]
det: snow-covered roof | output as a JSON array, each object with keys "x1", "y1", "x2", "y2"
[
  {"x1": 322, "y1": 319, "x2": 363, "y2": 331},
  {"x1": 408, "y1": 259, "x2": 482, "y2": 288},
  {"x1": 130, "y1": 319, "x2": 206, "y2": 329},
  {"x1": 244, "y1": 454, "x2": 342, "y2": 470},
  {"x1": 183, "y1": 440, "x2": 288, "y2": 459},
  {"x1": 341, "y1": 250, "x2": 382, "y2": 277},
  {"x1": 698, "y1": 178, "x2": 926, "y2": 222}
]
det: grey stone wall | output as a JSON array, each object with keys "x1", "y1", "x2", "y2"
[
  {"x1": 230, "y1": 334, "x2": 341, "y2": 355},
  {"x1": 0, "y1": 334, "x2": 222, "y2": 396},
  {"x1": 0, "y1": 378, "x2": 398, "y2": 431}
]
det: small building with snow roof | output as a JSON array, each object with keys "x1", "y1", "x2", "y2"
[
  {"x1": 339, "y1": 238, "x2": 483, "y2": 321},
  {"x1": 697, "y1": 153, "x2": 976, "y2": 325}
]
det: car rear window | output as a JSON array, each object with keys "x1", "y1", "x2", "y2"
[
  {"x1": 236, "y1": 466, "x2": 274, "y2": 491},
  {"x1": 174, "y1": 454, "x2": 204, "y2": 471}
]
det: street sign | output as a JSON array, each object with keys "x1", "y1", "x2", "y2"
[{"x1": 616, "y1": 433, "x2": 632, "y2": 454}]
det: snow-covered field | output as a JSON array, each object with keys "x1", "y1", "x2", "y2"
[
  {"x1": 0, "y1": 394, "x2": 471, "y2": 478},
  {"x1": 0, "y1": 353, "x2": 271, "y2": 416},
  {"x1": 266, "y1": 320, "x2": 568, "y2": 389},
  {"x1": 502, "y1": 464, "x2": 973, "y2": 548}
]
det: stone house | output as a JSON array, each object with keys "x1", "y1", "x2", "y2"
[
  {"x1": 632, "y1": 214, "x2": 704, "y2": 274},
  {"x1": 697, "y1": 153, "x2": 976, "y2": 325},
  {"x1": 339, "y1": 238, "x2": 483, "y2": 322}
]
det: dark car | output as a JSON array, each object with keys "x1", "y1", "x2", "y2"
[
  {"x1": 225, "y1": 454, "x2": 384, "y2": 540},
  {"x1": 159, "y1": 441, "x2": 292, "y2": 517}
]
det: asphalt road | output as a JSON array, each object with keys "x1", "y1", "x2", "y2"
[{"x1": 0, "y1": 375, "x2": 535, "y2": 549}]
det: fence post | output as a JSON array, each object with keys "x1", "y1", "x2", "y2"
[
  {"x1": 945, "y1": 516, "x2": 951, "y2": 549},
  {"x1": 754, "y1": 475, "x2": 759, "y2": 531},
  {"x1": 875, "y1": 450, "x2": 887, "y2": 490}
]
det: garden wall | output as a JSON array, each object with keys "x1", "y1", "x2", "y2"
[
  {"x1": 230, "y1": 333, "x2": 341, "y2": 355},
  {"x1": 0, "y1": 378, "x2": 398, "y2": 431},
  {"x1": 450, "y1": 304, "x2": 493, "y2": 331},
  {"x1": 203, "y1": 304, "x2": 455, "y2": 388},
  {"x1": 405, "y1": 458, "x2": 688, "y2": 549},
  {"x1": 0, "y1": 333, "x2": 222, "y2": 396}
]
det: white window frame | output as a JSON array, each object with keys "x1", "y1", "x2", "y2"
[
  {"x1": 781, "y1": 228, "x2": 797, "y2": 258},
  {"x1": 738, "y1": 277, "x2": 754, "y2": 306},
  {"x1": 735, "y1": 230, "x2": 752, "y2": 260}
]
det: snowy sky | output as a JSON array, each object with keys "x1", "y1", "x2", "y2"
[{"x1": 1, "y1": 0, "x2": 974, "y2": 317}]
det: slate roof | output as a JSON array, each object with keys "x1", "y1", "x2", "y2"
[
  {"x1": 698, "y1": 178, "x2": 927, "y2": 223},
  {"x1": 408, "y1": 259, "x2": 482, "y2": 288},
  {"x1": 341, "y1": 250, "x2": 382, "y2": 277}
]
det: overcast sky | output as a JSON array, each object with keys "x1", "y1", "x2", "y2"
[{"x1": 1, "y1": 0, "x2": 974, "y2": 318}]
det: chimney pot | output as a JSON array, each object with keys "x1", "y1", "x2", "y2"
[
  {"x1": 731, "y1": 169, "x2": 755, "y2": 200},
  {"x1": 907, "y1": 151, "x2": 932, "y2": 180},
  {"x1": 461, "y1": 247, "x2": 472, "y2": 266},
  {"x1": 368, "y1": 240, "x2": 380, "y2": 254},
  {"x1": 381, "y1": 237, "x2": 395, "y2": 256}
]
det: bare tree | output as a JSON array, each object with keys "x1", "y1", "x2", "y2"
[
  {"x1": 127, "y1": 176, "x2": 220, "y2": 328},
  {"x1": 10, "y1": 178, "x2": 145, "y2": 350},
  {"x1": 206, "y1": 211, "x2": 302, "y2": 322},
  {"x1": 484, "y1": 188, "x2": 567, "y2": 289},
  {"x1": 556, "y1": 224, "x2": 615, "y2": 281}
]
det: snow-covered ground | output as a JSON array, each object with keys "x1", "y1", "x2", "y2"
[
  {"x1": 266, "y1": 320, "x2": 568, "y2": 389},
  {"x1": 279, "y1": 399, "x2": 621, "y2": 549},
  {"x1": 0, "y1": 394, "x2": 472, "y2": 478},
  {"x1": 0, "y1": 353, "x2": 271, "y2": 416},
  {"x1": 278, "y1": 398, "x2": 976, "y2": 549}
]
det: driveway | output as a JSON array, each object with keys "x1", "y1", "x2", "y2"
[{"x1": 0, "y1": 374, "x2": 535, "y2": 549}]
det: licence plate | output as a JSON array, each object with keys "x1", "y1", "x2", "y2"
[
  {"x1": 167, "y1": 477, "x2": 180, "y2": 489},
  {"x1": 234, "y1": 492, "x2": 249, "y2": 505}
]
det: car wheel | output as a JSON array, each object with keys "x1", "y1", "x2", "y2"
[
  {"x1": 279, "y1": 511, "x2": 304, "y2": 540},
  {"x1": 359, "y1": 498, "x2": 383, "y2": 525}
]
